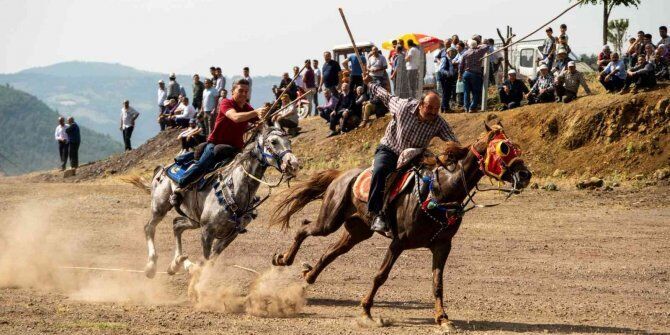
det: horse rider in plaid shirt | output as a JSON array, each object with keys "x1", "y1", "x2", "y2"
[{"x1": 363, "y1": 72, "x2": 459, "y2": 234}]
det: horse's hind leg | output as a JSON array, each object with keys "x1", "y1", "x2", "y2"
[
  {"x1": 144, "y1": 179, "x2": 172, "y2": 278},
  {"x1": 167, "y1": 217, "x2": 200, "y2": 275},
  {"x1": 304, "y1": 217, "x2": 373, "y2": 284},
  {"x1": 272, "y1": 219, "x2": 313, "y2": 266}
]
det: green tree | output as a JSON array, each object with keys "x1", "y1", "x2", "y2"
[
  {"x1": 581, "y1": 0, "x2": 640, "y2": 46},
  {"x1": 607, "y1": 18, "x2": 629, "y2": 54}
]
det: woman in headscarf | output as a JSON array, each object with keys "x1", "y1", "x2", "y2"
[{"x1": 391, "y1": 45, "x2": 411, "y2": 98}]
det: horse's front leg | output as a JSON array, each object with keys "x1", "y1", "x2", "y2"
[
  {"x1": 431, "y1": 243, "x2": 456, "y2": 331},
  {"x1": 201, "y1": 224, "x2": 216, "y2": 260},
  {"x1": 358, "y1": 240, "x2": 403, "y2": 326}
]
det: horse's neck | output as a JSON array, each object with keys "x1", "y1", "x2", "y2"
[
  {"x1": 439, "y1": 149, "x2": 484, "y2": 203},
  {"x1": 229, "y1": 151, "x2": 266, "y2": 205}
]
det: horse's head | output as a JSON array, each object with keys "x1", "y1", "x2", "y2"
[
  {"x1": 469, "y1": 121, "x2": 532, "y2": 189},
  {"x1": 255, "y1": 124, "x2": 300, "y2": 178}
]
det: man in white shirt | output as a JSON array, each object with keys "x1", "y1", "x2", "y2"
[
  {"x1": 54, "y1": 116, "x2": 69, "y2": 170},
  {"x1": 173, "y1": 97, "x2": 196, "y2": 128},
  {"x1": 120, "y1": 100, "x2": 140, "y2": 151},
  {"x1": 368, "y1": 46, "x2": 389, "y2": 90},
  {"x1": 157, "y1": 80, "x2": 167, "y2": 130},
  {"x1": 215, "y1": 67, "x2": 226, "y2": 93},
  {"x1": 201, "y1": 79, "x2": 218, "y2": 134},
  {"x1": 405, "y1": 40, "x2": 422, "y2": 98}
]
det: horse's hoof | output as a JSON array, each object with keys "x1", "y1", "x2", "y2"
[
  {"x1": 439, "y1": 320, "x2": 457, "y2": 333},
  {"x1": 272, "y1": 253, "x2": 282, "y2": 266},
  {"x1": 301, "y1": 262, "x2": 313, "y2": 281},
  {"x1": 355, "y1": 314, "x2": 389, "y2": 328},
  {"x1": 144, "y1": 262, "x2": 157, "y2": 279}
]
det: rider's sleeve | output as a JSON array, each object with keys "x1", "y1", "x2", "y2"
[
  {"x1": 437, "y1": 119, "x2": 459, "y2": 143},
  {"x1": 367, "y1": 83, "x2": 403, "y2": 114}
]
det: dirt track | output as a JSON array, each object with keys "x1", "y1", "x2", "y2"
[{"x1": 0, "y1": 180, "x2": 668, "y2": 335}]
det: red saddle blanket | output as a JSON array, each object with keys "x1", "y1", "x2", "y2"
[{"x1": 353, "y1": 168, "x2": 415, "y2": 203}]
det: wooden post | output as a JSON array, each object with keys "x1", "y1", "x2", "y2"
[{"x1": 481, "y1": 55, "x2": 489, "y2": 111}]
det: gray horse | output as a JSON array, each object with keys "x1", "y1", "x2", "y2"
[{"x1": 127, "y1": 124, "x2": 299, "y2": 278}]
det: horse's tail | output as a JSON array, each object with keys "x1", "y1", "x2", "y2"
[
  {"x1": 272, "y1": 169, "x2": 342, "y2": 231},
  {"x1": 119, "y1": 166, "x2": 162, "y2": 195}
]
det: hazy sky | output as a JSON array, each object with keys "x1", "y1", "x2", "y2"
[{"x1": 1, "y1": 0, "x2": 667, "y2": 76}]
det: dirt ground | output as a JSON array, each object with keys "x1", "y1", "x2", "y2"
[{"x1": 0, "y1": 179, "x2": 668, "y2": 335}]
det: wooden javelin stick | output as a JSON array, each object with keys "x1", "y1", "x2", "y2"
[
  {"x1": 338, "y1": 8, "x2": 367, "y2": 74},
  {"x1": 479, "y1": 0, "x2": 584, "y2": 61},
  {"x1": 255, "y1": 63, "x2": 308, "y2": 127},
  {"x1": 265, "y1": 89, "x2": 314, "y2": 120}
]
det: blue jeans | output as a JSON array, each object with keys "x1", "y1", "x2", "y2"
[
  {"x1": 176, "y1": 143, "x2": 237, "y2": 187},
  {"x1": 462, "y1": 71, "x2": 483, "y2": 111}
]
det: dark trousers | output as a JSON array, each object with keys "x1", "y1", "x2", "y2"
[
  {"x1": 319, "y1": 108, "x2": 335, "y2": 123},
  {"x1": 177, "y1": 143, "x2": 238, "y2": 187},
  {"x1": 69, "y1": 142, "x2": 80, "y2": 168},
  {"x1": 122, "y1": 126, "x2": 134, "y2": 151},
  {"x1": 600, "y1": 76, "x2": 625, "y2": 92},
  {"x1": 158, "y1": 106, "x2": 167, "y2": 131},
  {"x1": 312, "y1": 92, "x2": 319, "y2": 114},
  {"x1": 624, "y1": 73, "x2": 656, "y2": 90},
  {"x1": 58, "y1": 140, "x2": 69, "y2": 170},
  {"x1": 498, "y1": 88, "x2": 522, "y2": 110},
  {"x1": 527, "y1": 90, "x2": 555, "y2": 104},
  {"x1": 440, "y1": 76, "x2": 455, "y2": 110},
  {"x1": 350, "y1": 75, "x2": 364, "y2": 90},
  {"x1": 367, "y1": 145, "x2": 399, "y2": 215},
  {"x1": 555, "y1": 85, "x2": 577, "y2": 103},
  {"x1": 175, "y1": 118, "x2": 190, "y2": 128}
]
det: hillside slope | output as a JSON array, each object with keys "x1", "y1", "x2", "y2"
[{"x1": 0, "y1": 85, "x2": 122, "y2": 175}]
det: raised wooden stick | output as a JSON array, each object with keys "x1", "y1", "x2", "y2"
[
  {"x1": 338, "y1": 8, "x2": 367, "y2": 74},
  {"x1": 479, "y1": 0, "x2": 584, "y2": 61}
]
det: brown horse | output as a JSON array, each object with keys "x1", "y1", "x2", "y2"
[{"x1": 271, "y1": 123, "x2": 532, "y2": 330}]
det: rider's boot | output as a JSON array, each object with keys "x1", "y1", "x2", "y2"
[{"x1": 370, "y1": 214, "x2": 390, "y2": 235}]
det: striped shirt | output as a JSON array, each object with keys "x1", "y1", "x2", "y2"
[{"x1": 368, "y1": 84, "x2": 458, "y2": 155}]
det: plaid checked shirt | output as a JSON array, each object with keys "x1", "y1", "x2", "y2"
[
  {"x1": 368, "y1": 84, "x2": 458, "y2": 155},
  {"x1": 458, "y1": 44, "x2": 489, "y2": 75}
]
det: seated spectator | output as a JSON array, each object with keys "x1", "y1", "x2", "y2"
[
  {"x1": 555, "y1": 61, "x2": 592, "y2": 103},
  {"x1": 172, "y1": 97, "x2": 197, "y2": 127},
  {"x1": 327, "y1": 82, "x2": 357, "y2": 136},
  {"x1": 644, "y1": 33, "x2": 655, "y2": 49},
  {"x1": 624, "y1": 36, "x2": 638, "y2": 66},
  {"x1": 597, "y1": 45, "x2": 612, "y2": 72},
  {"x1": 526, "y1": 65, "x2": 555, "y2": 104},
  {"x1": 653, "y1": 47, "x2": 670, "y2": 81},
  {"x1": 160, "y1": 98, "x2": 177, "y2": 129},
  {"x1": 644, "y1": 43, "x2": 656, "y2": 62},
  {"x1": 600, "y1": 52, "x2": 627, "y2": 92},
  {"x1": 178, "y1": 117, "x2": 205, "y2": 154},
  {"x1": 355, "y1": 86, "x2": 371, "y2": 127},
  {"x1": 317, "y1": 88, "x2": 339, "y2": 125},
  {"x1": 622, "y1": 56, "x2": 657, "y2": 94},
  {"x1": 498, "y1": 69, "x2": 529, "y2": 110},
  {"x1": 272, "y1": 94, "x2": 300, "y2": 136},
  {"x1": 552, "y1": 48, "x2": 571, "y2": 77}
]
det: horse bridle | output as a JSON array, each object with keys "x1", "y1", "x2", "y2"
[{"x1": 241, "y1": 128, "x2": 294, "y2": 188}]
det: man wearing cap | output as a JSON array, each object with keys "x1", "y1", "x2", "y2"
[
  {"x1": 498, "y1": 69, "x2": 529, "y2": 110},
  {"x1": 555, "y1": 61, "x2": 592, "y2": 103},
  {"x1": 599, "y1": 52, "x2": 627, "y2": 92},
  {"x1": 526, "y1": 65, "x2": 555, "y2": 104},
  {"x1": 167, "y1": 73, "x2": 181, "y2": 101},
  {"x1": 120, "y1": 100, "x2": 140, "y2": 151},
  {"x1": 552, "y1": 47, "x2": 572, "y2": 77}
]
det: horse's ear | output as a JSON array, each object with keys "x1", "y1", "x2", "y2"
[
  {"x1": 497, "y1": 120, "x2": 504, "y2": 129},
  {"x1": 484, "y1": 121, "x2": 492, "y2": 132}
]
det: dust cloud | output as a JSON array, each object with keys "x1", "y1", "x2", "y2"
[
  {"x1": 189, "y1": 261, "x2": 306, "y2": 317},
  {"x1": 0, "y1": 201, "x2": 175, "y2": 304}
]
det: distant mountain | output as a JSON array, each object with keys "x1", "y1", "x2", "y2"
[
  {"x1": 0, "y1": 61, "x2": 281, "y2": 145},
  {"x1": 0, "y1": 84, "x2": 121, "y2": 175}
]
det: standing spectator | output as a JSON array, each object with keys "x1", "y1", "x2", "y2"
[
  {"x1": 452, "y1": 41, "x2": 465, "y2": 108},
  {"x1": 658, "y1": 26, "x2": 670, "y2": 48},
  {"x1": 388, "y1": 40, "x2": 398, "y2": 71},
  {"x1": 280, "y1": 71, "x2": 298, "y2": 100},
  {"x1": 498, "y1": 70, "x2": 529, "y2": 110},
  {"x1": 321, "y1": 51, "x2": 341, "y2": 94},
  {"x1": 555, "y1": 61, "x2": 592, "y2": 103},
  {"x1": 559, "y1": 24, "x2": 569, "y2": 42},
  {"x1": 597, "y1": 45, "x2": 612, "y2": 72},
  {"x1": 438, "y1": 47, "x2": 457, "y2": 112},
  {"x1": 166, "y1": 73, "x2": 181, "y2": 100},
  {"x1": 405, "y1": 40, "x2": 421, "y2": 99},
  {"x1": 293, "y1": 66, "x2": 304, "y2": 92},
  {"x1": 343, "y1": 50, "x2": 367, "y2": 89},
  {"x1": 157, "y1": 80, "x2": 167, "y2": 116},
  {"x1": 242, "y1": 67, "x2": 253, "y2": 101},
  {"x1": 302, "y1": 60, "x2": 316, "y2": 115},
  {"x1": 621, "y1": 56, "x2": 657, "y2": 94},
  {"x1": 600, "y1": 52, "x2": 627, "y2": 92},
  {"x1": 215, "y1": 67, "x2": 226, "y2": 93},
  {"x1": 209, "y1": 66, "x2": 217, "y2": 81},
  {"x1": 54, "y1": 117, "x2": 69, "y2": 171},
  {"x1": 272, "y1": 94, "x2": 300, "y2": 136},
  {"x1": 65, "y1": 117, "x2": 80, "y2": 171},
  {"x1": 312, "y1": 59, "x2": 321, "y2": 110},
  {"x1": 202, "y1": 79, "x2": 218, "y2": 134},
  {"x1": 541, "y1": 27, "x2": 557, "y2": 70},
  {"x1": 120, "y1": 100, "x2": 140, "y2": 151},
  {"x1": 391, "y1": 45, "x2": 410, "y2": 98},
  {"x1": 458, "y1": 39, "x2": 489, "y2": 113},
  {"x1": 173, "y1": 97, "x2": 197, "y2": 127},
  {"x1": 526, "y1": 65, "x2": 555, "y2": 104},
  {"x1": 317, "y1": 88, "x2": 339, "y2": 125},
  {"x1": 192, "y1": 74, "x2": 204, "y2": 111},
  {"x1": 368, "y1": 46, "x2": 389, "y2": 91}
]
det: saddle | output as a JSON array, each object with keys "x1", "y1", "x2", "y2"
[
  {"x1": 164, "y1": 151, "x2": 225, "y2": 191},
  {"x1": 353, "y1": 148, "x2": 426, "y2": 203}
]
